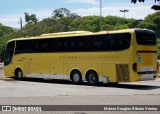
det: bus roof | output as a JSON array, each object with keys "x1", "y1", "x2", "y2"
[
  {"x1": 7, "y1": 28, "x2": 148, "y2": 43},
  {"x1": 40, "y1": 31, "x2": 93, "y2": 37}
]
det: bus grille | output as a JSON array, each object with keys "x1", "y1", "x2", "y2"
[{"x1": 116, "y1": 64, "x2": 129, "y2": 82}]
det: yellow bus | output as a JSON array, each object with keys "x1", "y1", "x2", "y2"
[{"x1": 4, "y1": 29, "x2": 158, "y2": 85}]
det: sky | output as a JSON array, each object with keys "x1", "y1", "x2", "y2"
[{"x1": 0, "y1": 0, "x2": 158, "y2": 28}]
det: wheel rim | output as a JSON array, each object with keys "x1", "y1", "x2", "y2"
[
  {"x1": 73, "y1": 73, "x2": 80, "y2": 82},
  {"x1": 89, "y1": 74, "x2": 96, "y2": 84},
  {"x1": 17, "y1": 71, "x2": 22, "y2": 78}
]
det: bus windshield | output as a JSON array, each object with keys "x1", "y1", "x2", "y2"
[
  {"x1": 4, "y1": 41, "x2": 15, "y2": 66},
  {"x1": 135, "y1": 30, "x2": 156, "y2": 45}
]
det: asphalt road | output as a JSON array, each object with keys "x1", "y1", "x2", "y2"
[
  {"x1": 0, "y1": 62, "x2": 160, "y2": 114},
  {"x1": 0, "y1": 77, "x2": 160, "y2": 97}
]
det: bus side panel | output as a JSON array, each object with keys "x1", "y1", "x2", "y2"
[
  {"x1": 50, "y1": 62, "x2": 64, "y2": 78},
  {"x1": 37, "y1": 63, "x2": 50, "y2": 77},
  {"x1": 4, "y1": 64, "x2": 15, "y2": 77},
  {"x1": 81, "y1": 63, "x2": 102, "y2": 77},
  {"x1": 4, "y1": 54, "x2": 18, "y2": 77},
  {"x1": 5, "y1": 54, "x2": 28, "y2": 77},
  {"x1": 66, "y1": 62, "x2": 103, "y2": 80},
  {"x1": 102, "y1": 63, "x2": 117, "y2": 82},
  {"x1": 10, "y1": 54, "x2": 35, "y2": 78}
]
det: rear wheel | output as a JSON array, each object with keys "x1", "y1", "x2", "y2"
[
  {"x1": 15, "y1": 69, "x2": 23, "y2": 80},
  {"x1": 71, "y1": 70, "x2": 82, "y2": 85},
  {"x1": 87, "y1": 71, "x2": 99, "y2": 86}
]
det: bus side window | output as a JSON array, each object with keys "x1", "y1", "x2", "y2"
[
  {"x1": 117, "y1": 38, "x2": 124, "y2": 50},
  {"x1": 16, "y1": 40, "x2": 27, "y2": 53},
  {"x1": 54, "y1": 39, "x2": 64, "y2": 52},
  {"x1": 104, "y1": 34, "x2": 116, "y2": 51},
  {"x1": 104, "y1": 33, "x2": 131, "y2": 51},
  {"x1": 29, "y1": 40, "x2": 38, "y2": 52},
  {"x1": 74, "y1": 36, "x2": 88, "y2": 52},
  {"x1": 40, "y1": 39, "x2": 50, "y2": 52},
  {"x1": 90, "y1": 36, "x2": 103, "y2": 51},
  {"x1": 116, "y1": 34, "x2": 131, "y2": 50},
  {"x1": 64, "y1": 41, "x2": 69, "y2": 51}
]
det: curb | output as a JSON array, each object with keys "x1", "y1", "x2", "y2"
[{"x1": 0, "y1": 76, "x2": 14, "y2": 81}]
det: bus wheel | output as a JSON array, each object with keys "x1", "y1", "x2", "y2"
[
  {"x1": 71, "y1": 70, "x2": 82, "y2": 85},
  {"x1": 15, "y1": 69, "x2": 23, "y2": 80},
  {"x1": 87, "y1": 71, "x2": 99, "y2": 86}
]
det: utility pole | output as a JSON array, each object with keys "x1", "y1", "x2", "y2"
[
  {"x1": 20, "y1": 17, "x2": 23, "y2": 37},
  {"x1": 120, "y1": 9, "x2": 129, "y2": 18},
  {"x1": 100, "y1": 0, "x2": 102, "y2": 31}
]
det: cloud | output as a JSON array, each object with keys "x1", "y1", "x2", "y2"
[
  {"x1": 0, "y1": 13, "x2": 24, "y2": 28},
  {"x1": 72, "y1": 4, "x2": 156, "y2": 19},
  {"x1": 0, "y1": 4, "x2": 156, "y2": 29},
  {"x1": 22, "y1": 8, "x2": 53, "y2": 19},
  {"x1": 65, "y1": 0, "x2": 98, "y2": 4},
  {"x1": 0, "y1": 9, "x2": 53, "y2": 28}
]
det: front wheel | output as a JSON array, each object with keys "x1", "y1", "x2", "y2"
[
  {"x1": 15, "y1": 69, "x2": 23, "y2": 80},
  {"x1": 87, "y1": 71, "x2": 99, "y2": 86}
]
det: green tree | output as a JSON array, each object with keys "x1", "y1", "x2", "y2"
[
  {"x1": 131, "y1": 0, "x2": 160, "y2": 3},
  {"x1": 131, "y1": 0, "x2": 160, "y2": 10},
  {"x1": 0, "y1": 24, "x2": 15, "y2": 59},
  {"x1": 40, "y1": 18, "x2": 65, "y2": 33},
  {"x1": 0, "y1": 23, "x2": 14, "y2": 37},
  {"x1": 138, "y1": 11, "x2": 160, "y2": 38},
  {"x1": 101, "y1": 24, "x2": 114, "y2": 31},
  {"x1": 0, "y1": 29, "x2": 21, "y2": 59},
  {"x1": 68, "y1": 16, "x2": 100, "y2": 32},
  {"x1": 52, "y1": 8, "x2": 80, "y2": 32},
  {"x1": 59, "y1": 13, "x2": 80, "y2": 31},
  {"x1": 22, "y1": 22, "x2": 47, "y2": 36},
  {"x1": 69, "y1": 16, "x2": 137, "y2": 32},
  {"x1": 25, "y1": 12, "x2": 38, "y2": 24},
  {"x1": 52, "y1": 8, "x2": 71, "y2": 18}
]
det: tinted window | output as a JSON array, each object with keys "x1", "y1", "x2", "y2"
[
  {"x1": 15, "y1": 33, "x2": 131, "y2": 54},
  {"x1": 7, "y1": 41, "x2": 15, "y2": 51},
  {"x1": 135, "y1": 30, "x2": 156, "y2": 45},
  {"x1": 15, "y1": 39, "x2": 51, "y2": 54},
  {"x1": 90, "y1": 36, "x2": 103, "y2": 51},
  {"x1": 74, "y1": 36, "x2": 89, "y2": 51},
  {"x1": 106, "y1": 33, "x2": 131, "y2": 51},
  {"x1": 94, "y1": 33, "x2": 131, "y2": 51},
  {"x1": 53, "y1": 36, "x2": 89, "y2": 52},
  {"x1": 4, "y1": 41, "x2": 15, "y2": 66}
]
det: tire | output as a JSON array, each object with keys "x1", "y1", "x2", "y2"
[
  {"x1": 87, "y1": 71, "x2": 99, "y2": 86},
  {"x1": 71, "y1": 70, "x2": 82, "y2": 85},
  {"x1": 15, "y1": 69, "x2": 23, "y2": 80}
]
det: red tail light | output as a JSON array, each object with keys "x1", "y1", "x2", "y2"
[{"x1": 132, "y1": 63, "x2": 137, "y2": 72}]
